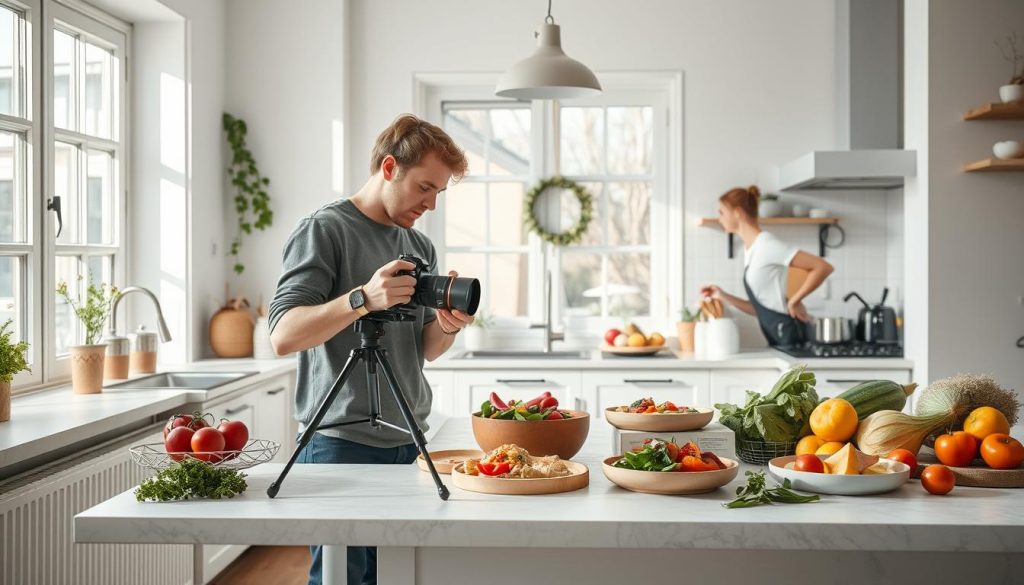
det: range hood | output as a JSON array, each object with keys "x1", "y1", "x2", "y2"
[{"x1": 779, "y1": 0, "x2": 915, "y2": 192}]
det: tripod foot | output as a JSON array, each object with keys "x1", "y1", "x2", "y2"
[
  {"x1": 267, "y1": 482, "x2": 281, "y2": 499},
  {"x1": 438, "y1": 485, "x2": 450, "y2": 501}
]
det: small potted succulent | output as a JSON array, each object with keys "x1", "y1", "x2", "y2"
[
  {"x1": 759, "y1": 193, "x2": 784, "y2": 218},
  {"x1": 463, "y1": 313, "x2": 494, "y2": 352},
  {"x1": 57, "y1": 276, "x2": 119, "y2": 394},
  {"x1": 676, "y1": 307, "x2": 699, "y2": 353},
  {"x1": 996, "y1": 33, "x2": 1024, "y2": 103},
  {"x1": 0, "y1": 318, "x2": 30, "y2": 422}
]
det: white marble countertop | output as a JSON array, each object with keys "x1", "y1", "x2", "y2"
[
  {"x1": 426, "y1": 348, "x2": 914, "y2": 371},
  {"x1": 75, "y1": 417, "x2": 1023, "y2": 553},
  {"x1": 0, "y1": 358, "x2": 297, "y2": 473}
]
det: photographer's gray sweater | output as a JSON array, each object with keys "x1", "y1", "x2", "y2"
[{"x1": 268, "y1": 199, "x2": 438, "y2": 448}]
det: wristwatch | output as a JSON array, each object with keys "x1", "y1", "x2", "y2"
[{"x1": 348, "y1": 286, "x2": 369, "y2": 316}]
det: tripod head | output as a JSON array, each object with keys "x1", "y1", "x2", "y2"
[{"x1": 354, "y1": 309, "x2": 417, "y2": 347}]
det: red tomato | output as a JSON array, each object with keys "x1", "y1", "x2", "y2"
[
  {"x1": 545, "y1": 410, "x2": 563, "y2": 420},
  {"x1": 604, "y1": 329, "x2": 621, "y2": 345},
  {"x1": 164, "y1": 427, "x2": 195, "y2": 461},
  {"x1": 477, "y1": 461, "x2": 511, "y2": 476},
  {"x1": 217, "y1": 419, "x2": 250, "y2": 454},
  {"x1": 163, "y1": 413, "x2": 208, "y2": 440},
  {"x1": 539, "y1": 396, "x2": 558, "y2": 410},
  {"x1": 934, "y1": 431, "x2": 978, "y2": 467},
  {"x1": 680, "y1": 441, "x2": 701, "y2": 459},
  {"x1": 190, "y1": 427, "x2": 226, "y2": 462},
  {"x1": 979, "y1": 434, "x2": 1024, "y2": 470},
  {"x1": 920, "y1": 464, "x2": 955, "y2": 495},
  {"x1": 679, "y1": 455, "x2": 719, "y2": 472},
  {"x1": 794, "y1": 454, "x2": 825, "y2": 473},
  {"x1": 885, "y1": 448, "x2": 918, "y2": 476}
]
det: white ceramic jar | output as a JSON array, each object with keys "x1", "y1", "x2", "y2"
[{"x1": 706, "y1": 318, "x2": 740, "y2": 359}]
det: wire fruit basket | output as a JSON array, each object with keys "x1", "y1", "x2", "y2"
[
  {"x1": 736, "y1": 439, "x2": 797, "y2": 466},
  {"x1": 129, "y1": 438, "x2": 280, "y2": 471}
]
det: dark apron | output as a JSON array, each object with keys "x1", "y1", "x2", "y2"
[{"x1": 743, "y1": 265, "x2": 806, "y2": 347}]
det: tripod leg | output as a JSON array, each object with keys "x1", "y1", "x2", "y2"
[
  {"x1": 365, "y1": 354, "x2": 381, "y2": 429},
  {"x1": 372, "y1": 349, "x2": 450, "y2": 501},
  {"x1": 267, "y1": 349, "x2": 363, "y2": 498}
]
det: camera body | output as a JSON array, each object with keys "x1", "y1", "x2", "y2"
[{"x1": 397, "y1": 253, "x2": 480, "y2": 316}]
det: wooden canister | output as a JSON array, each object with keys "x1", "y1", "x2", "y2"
[
  {"x1": 210, "y1": 297, "x2": 255, "y2": 358},
  {"x1": 0, "y1": 380, "x2": 10, "y2": 422}
]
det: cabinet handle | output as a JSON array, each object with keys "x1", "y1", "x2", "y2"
[
  {"x1": 266, "y1": 387, "x2": 286, "y2": 396},
  {"x1": 225, "y1": 404, "x2": 252, "y2": 416},
  {"x1": 574, "y1": 397, "x2": 587, "y2": 411},
  {"x1": 495, "y1": 379, "x2": 548, "y2": 384},
  {"x1": 623, "y1": 379, "x2": 678, "y2": 384}
]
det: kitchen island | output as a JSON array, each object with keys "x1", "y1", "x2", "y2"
[{"x1": 76, "y1": 417, "x2": 1024, "y2": 585}]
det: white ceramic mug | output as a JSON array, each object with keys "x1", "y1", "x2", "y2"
[{"x1": 706, "y1": 318, "x2": 740, "y2": 359}]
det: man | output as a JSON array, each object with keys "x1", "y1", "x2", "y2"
[{"x1": 268, "y1": 114, "x2": 473, "y2": 585}]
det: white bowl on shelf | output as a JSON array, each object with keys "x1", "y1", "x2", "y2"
[
  {"x1": 1000, "y1": 84, "x2": 1024, "y2": 104},
  {"x1": 993, "y1": 140, "x2": 1024, "y2": 160},
  {"x1": 808, "y1": 208, "x2": 830, "y2": 219}
]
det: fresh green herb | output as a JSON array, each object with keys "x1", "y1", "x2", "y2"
[
  {"x1": 613, "y1": 439, "x2": 678, "y2": 472},
  {"x1": 724, "y1": 470, "x2": 820, "y2": 508},
  {"x1": 223, "y1": 112, "x2": 274, "y2": 274},
  {"x1": 55, "y1": 275, "x2": 120, "y2": 345},
  {"x1": 0, "y1": 318, "x2": 30, "y2": 383},
  {"x1": 714, "y1": 365, "x2": 820, "y2": 443},
  {"x1": 135, "y1": 459, "x2": 248, "y2": 502}
]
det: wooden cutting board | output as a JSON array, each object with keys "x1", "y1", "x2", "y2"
[{"x1": 914, "y1": 446, "x2": 1024, "y2": 488}]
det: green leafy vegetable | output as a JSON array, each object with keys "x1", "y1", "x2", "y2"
[
  {"x1": 135, "y1": 459, "x2": 248, "y2": 502},
  {"x1": 612, "y1": 439, "x2": 678, "y2": 472},
  {"x1": 724, "y1": 470, "x2": 820, "y2": 509},
  {"x1": 714, "y1": 365, "x2": 820, "y2": 442}
]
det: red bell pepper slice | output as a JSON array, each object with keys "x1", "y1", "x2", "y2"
[
  {"x1": 477, "y1": 461, "x2": 511, "y2": 476},
  {"x1": 538, "y1": 396, "x2": 558, "y2": 410},
  {"x1": 489, "y1": 392, "x2": 508, "y2": 411},
  {"x1": 545, "y1": 410, "x2": 563, "y2": 420},
  {"x1": 701, "y1": 451, "x2": 726, "y2": 470},
  {"x1": 679, "y1": 455, "x2": 719, "y2": 472}
]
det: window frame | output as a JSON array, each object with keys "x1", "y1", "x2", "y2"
[{"x1": 414, "y1": 72, "x2": 683, "y2": 335}]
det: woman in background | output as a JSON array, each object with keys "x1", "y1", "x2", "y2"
[{"x1": 701, "y1": 185, "x2": 833, "y2": 347}]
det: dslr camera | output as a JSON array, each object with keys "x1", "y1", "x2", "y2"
[{"x1": 397, "y1": 254, "x2": 480, "y2": 316}]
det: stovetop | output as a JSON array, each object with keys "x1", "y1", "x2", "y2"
[{"x1": 777, "y1": 342, "x2": 904, "y2": 358}]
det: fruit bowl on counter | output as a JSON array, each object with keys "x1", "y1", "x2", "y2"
[
  {"x1": 768, "y1": 445, "x2": 911, "y2": 496},
  {"x1": 601, "y1": 323, "x2": 667, "y2": 357},
  {"x1": 129, "y1": 438, "x2": 280, "y2": 471}
]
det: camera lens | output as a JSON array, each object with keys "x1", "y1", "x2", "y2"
[
  {"x1": 413, "y1": 274, "x2": 481, "y2": 316},
  {"x1": 446, "y1": 276, "x2": 481, "y2": 316}
]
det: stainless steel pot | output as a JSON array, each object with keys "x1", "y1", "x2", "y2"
[{"x1": 813, "y1": 317, "x2": 853, "y2": 345}]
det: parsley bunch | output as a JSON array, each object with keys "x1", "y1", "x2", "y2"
[
  {"x1": 135, "y1": 459, "x2": 248, "y2": 502},
  {"x1": 724, "y1": 471, "x2": 820, "y2": 509}
]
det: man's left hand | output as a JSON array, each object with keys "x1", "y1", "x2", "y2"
[{"x1": 436, "y1": 271, "x2": 475, "y2": 334}]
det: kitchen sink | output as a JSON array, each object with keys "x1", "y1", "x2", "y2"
[
  {"x1": 456, "y1": 350, "x2": 591, "y2": 360},
  {"x1": 105, "y1": 371, "x2": 259, "y2": 390}
]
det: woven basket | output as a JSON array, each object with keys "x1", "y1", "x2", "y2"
[
  {"x1": 210, "y1": 297, "x2": 255, "y2": 358},
  {"x1": 736, "y1": 439, "x2": 797, "y2": 466}
]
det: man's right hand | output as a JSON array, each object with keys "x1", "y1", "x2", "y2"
[{"x1": 361, "y1": 259, "x2": 418, "y2": 312}]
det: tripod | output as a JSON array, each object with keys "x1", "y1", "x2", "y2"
[{"x1": 267, "y1": 310, "x2": 450, "y2": 501}]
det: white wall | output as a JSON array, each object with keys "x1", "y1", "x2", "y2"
[
  {"x1": 223, "y1": 0, "x2": 346, "y2": 315},
  {"x1": 904, "y1": 0, "x2": 1024, "y2": 386}
]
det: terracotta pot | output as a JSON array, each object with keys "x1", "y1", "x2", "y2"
[
  {"x1": 71, "y1": 344, "x2": 107, "y2": 394},
  {"x1": 0, "y1": 380, "x2": 10, "y2": 422},
  {"x1": 210, "y1": 297, "x2": 255, "y2": 358},
  {"x1": 677, "y1": 321, "x2": 696, "y2": 353},
  {"x1": 471, "y1": 410, "x2": 590, "y2": 459}
]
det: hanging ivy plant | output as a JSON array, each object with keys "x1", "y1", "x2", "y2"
[
  {"x1": 223, "y1": 113, "x2": 274, "y2": 274},
  {"x1": 523, "y1": 176, "x2": 594, "y2": 246}
]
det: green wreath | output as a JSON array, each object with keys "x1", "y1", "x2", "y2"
[{"x1": 523, "y1": 176, "x2": 594, "y2": 246}]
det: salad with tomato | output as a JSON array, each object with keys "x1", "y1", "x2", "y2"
[
  {"x1": 614, "y1": 397, "x2": 699, "y2": 415},
  {"x1": 612, "y1": 438, "x2": 728, "y2": 472},
  {"x1": 478, "y1": 391, "x2": 574, "y2": 421}
]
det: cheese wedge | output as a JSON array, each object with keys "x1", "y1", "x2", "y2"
[{"x1": 823, "y1": 443, "x2": 879, "y2": 475}]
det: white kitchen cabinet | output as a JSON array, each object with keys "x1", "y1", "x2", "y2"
[
  {"x1": 580, "y1": 371, "x2": 711, "y2": 419},
  {"x1": 256, "y1": 381, "x2": 293, "y2": 463},
  {"x1": 453, "y1": 371, "x2": 583, "y2": 415},
  {"x1": 708, "y1": 370, "x2": 780, "y2": 416},
  {"x1": 424, "y1": 370, "x2": 456, "y2": 416}
]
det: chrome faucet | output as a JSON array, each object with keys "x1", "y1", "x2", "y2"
[
  {"x1": 109, "y1": 286, "x2": 172, "y2": 341},
  {"x1": 529, "y1": 271, "x2": 564, "y2": 353}
]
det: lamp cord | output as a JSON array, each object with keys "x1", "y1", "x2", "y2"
[{"x1": 545, "y1": 0, "x2": 554, "y2": 24}]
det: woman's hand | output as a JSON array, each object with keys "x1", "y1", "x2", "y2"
[
  {"x1": 787, "y1": 298, "x2": 812, "y2": 322},
  {"x1": 700, "y1": 284, "x2": 723, "y2": 299}
]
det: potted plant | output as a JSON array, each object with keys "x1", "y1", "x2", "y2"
[
  {"x1": 759, "y1": 193, "x2": 783, "y2": 218},
  {"x1": 676, "y1": 307, "x2": 699, "y2": 353},
  {"x1": 57, "y1": 277, "x2": 119, "y2": 394},
  {"x1": 995, "y1": 33, "x2": 1024, "y2": 103},
  {"x1": 463, "y1": 313, "x2": 494, "y2": 352},
  {"x1": 0, "y1": 318, "x2": 30, "y2": 422}
]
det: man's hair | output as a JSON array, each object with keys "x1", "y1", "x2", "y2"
[{"x1": 369, "y1": 114, "x2": 468, "y2": 181}]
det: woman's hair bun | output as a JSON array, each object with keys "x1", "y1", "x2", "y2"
[{"x1": 748, "y1": 185, "x2": 761, "y2": 200}]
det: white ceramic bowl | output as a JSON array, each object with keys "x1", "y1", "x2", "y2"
[
  {"x1": 604, "y1": 407, "x2": 714, "y2": 432},
  {"x1": 1000, "y1": 84, "x2": 1024, "y2": 104},
  {"x1": 993, "y1": 140, "x2": 1024, "y2": 160},
  {"x1": 808, "y1": 208, "x2": 829, "y2": 219},
  {"x1": 768, "y1": 455, "x2": 910, "y2": 495}
]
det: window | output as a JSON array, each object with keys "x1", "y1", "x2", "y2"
[
  {"x1": 424, "y1": 75, "x2": 677, "y2": 332},
  {"x1": 0, "y1": 0, "x2": 128, "y2": 389}
]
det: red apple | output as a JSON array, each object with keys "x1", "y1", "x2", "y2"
[
  {"x1": 793, "y1": 454, "x2": 825, "y2": 473},
  {"x1": 604, "y1": 328, "x2": 622, "y2": 345}
]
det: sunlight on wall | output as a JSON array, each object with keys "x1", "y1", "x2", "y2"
[
  {"x1": 160, "y1": 72, "x2": 185, "y2": 174},
  {"x1": 332, "y1": 119, "x2": 345, "y2": 194}
]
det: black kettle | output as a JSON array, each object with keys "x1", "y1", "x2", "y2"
[{"x1": 843, "y1": 288, "x2": 899, "y2": 345}]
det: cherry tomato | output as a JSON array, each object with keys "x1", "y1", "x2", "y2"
[
  {"x1": 920, "y1": 464, "x2": 955, "y2": 495},
  {"x1": 164, "y1": 427, "x2": 195, "y2": 461},
  {"x1": 190, "y1": 427, "x2": 226, "y2": 462},
  {"x1": 794, "y1": 454, "x2": 825, "y2": 473}
]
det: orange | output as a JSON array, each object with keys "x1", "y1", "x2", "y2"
[
  {"x1": 648, "y1": 332, "x2": 666, "y2": 347},
  {"x1": 963, "y1": 406, "x2": 1010, "y2": 442},
  {"x1": 796, "y1": 435, "x2": 826, "y2": 456},
  {"x1": 815, "y1": 441, "x2": 846, "y2": 456},
  {"x1": 809, "y1": 398, "x2": 859, "y2": 442},
  {"x1": 627, "y1": 333, "x2": 647, "y2": 347}
]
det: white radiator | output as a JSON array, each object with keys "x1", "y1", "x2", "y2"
[{"x1": 0, "y1": 424, "x2": 193, "y2": 585}]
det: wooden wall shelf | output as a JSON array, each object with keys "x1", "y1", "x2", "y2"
[
  {"x1": 696, "y1": 217, "x2": 843, "y2": 258},
  {"x1": 963, "y1": 101, "x2": 1024, "y2": 120},
  {"x1": 963, "y1": 158, "x2": 1024, "y2": 172}
]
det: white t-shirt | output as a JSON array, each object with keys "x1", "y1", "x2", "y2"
[{"x1": 743, "y1": 232, "x2": 799, "y2": 315}]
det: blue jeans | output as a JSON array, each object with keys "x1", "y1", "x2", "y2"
[{"x1": 296, "y1": 432, "x2": 418, "y2": 585}]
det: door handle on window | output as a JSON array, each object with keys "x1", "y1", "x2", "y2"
[
  {"x1": 47, "y1": 196, "x2": 63, "y2": 238},
  {"x1": 224, "y1": 404, "x2": 252, "y2": 416},
  {"x1": 495, "y1": 379, "x2": 547, "y2": 384}
]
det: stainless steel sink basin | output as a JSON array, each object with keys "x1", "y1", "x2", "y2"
[
  {"x1": 457, "y1": 350, "x2": 591, "y2": 360},
  {"x1": 105, "y1": 371, "x2": 259, "y2": 390}
]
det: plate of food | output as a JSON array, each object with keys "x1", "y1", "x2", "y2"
[
  {"x1": 604, "y1": 398, "x2": 714, "y2": 432},
  {"x1": 416, "y1": 449, "x2": 485, "y2": 475},
  {"x1": 768, "y1": 443, "x2": 910, "y2": 495},
  {"x1": 600, "y1": 344, "x2": 666, "y2": 357},
  {"x1": 473, "y1": 392, "x2": 589, "y2": 460},
  {"x1": 451, "y1": 444, "x2": 589, "y2": 495},
  {"x1": 602, "y1": 438, "x2": 739, "y2": 495}
]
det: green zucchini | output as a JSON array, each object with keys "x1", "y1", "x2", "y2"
[{"x1": 836, "y1": 380, "x2": 918, "y2": 419}]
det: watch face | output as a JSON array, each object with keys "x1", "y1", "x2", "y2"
[{"x1": 350, "y1": 289, "x2": 365, "y2": 309}]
